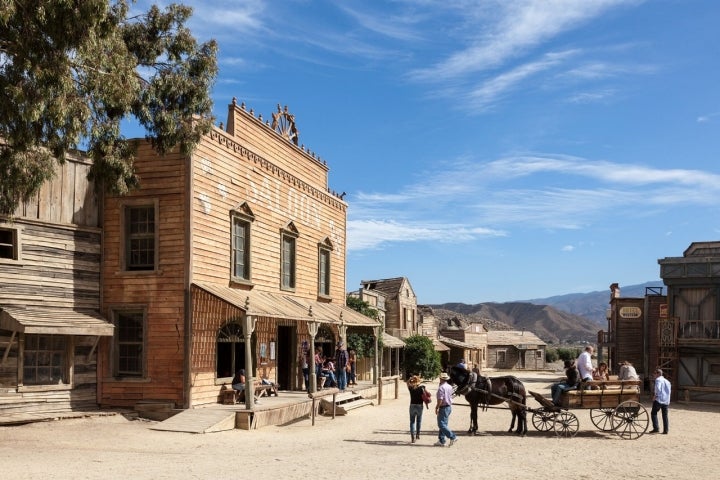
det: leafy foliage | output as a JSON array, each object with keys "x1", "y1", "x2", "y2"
[
  {"x1": 345, "y1": 295, "x2": 380, "y2": 358},
  {"x1": 402, "y1": 335, "x2": 441, "y2": 380},
  {"x1": 0, "y1": 1, "x2": 218, "y2": 214}
]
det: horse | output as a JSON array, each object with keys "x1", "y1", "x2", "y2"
[{"x1": 448, "y1": 366, "x2": 528, "y2": 436}]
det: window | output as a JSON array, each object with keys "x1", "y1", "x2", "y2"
[
  {"x1": 318, "y1": 238, "x2": 333, "y2": 297},
  {"x1": 124, "y1": 205, "x2": 156, "y2": 271},
  {"x1": 23, "y1": 334, "x2": 66, "y2": 385},
  {"x1": 280, "y1": 223, "x2": 298, "y2": 291},
  {"x1": 0, "y1": 226, "x2": 19, "y2": 260},
  {"x1": 216, "y1": 322, "x2": 246, "y2": 379},
  {"x1": 114, "y1": 310, "x2": 145, "y2": 377},
  {"x1": 231, "y1": 210, "x2": 253, "y2": 283}
]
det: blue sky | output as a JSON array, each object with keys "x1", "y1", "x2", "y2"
[{"x1": 133, "y1": 0, "x2": 720, "y2": 303}]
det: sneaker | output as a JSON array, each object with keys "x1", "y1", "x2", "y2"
[
  {"x1": 433, "y1": 441, "x2": 446, "y2": 447},
  {"x1": 449, "y1": 438, "x2": 459, "y2": 447}
]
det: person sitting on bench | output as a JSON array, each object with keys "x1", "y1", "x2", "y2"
[{"x1": 231, "y1": 369, "x2": 260, "y2": 404}]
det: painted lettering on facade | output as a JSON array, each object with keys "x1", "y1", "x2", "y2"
[{"x1": 619, "y1": 306, "x2": 642, "y2": 319}]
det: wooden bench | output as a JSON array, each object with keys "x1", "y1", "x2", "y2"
[{"x1": 255, "y1": 383, "x2": 279, "y2": 397}]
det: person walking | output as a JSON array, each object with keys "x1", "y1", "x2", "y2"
[
  {"x1": 407, "y1": 375, "x2": 428, "y2": 444},
  {"x1": 650, "y1": 368, "x2": 671, "y2": 434},
  {"x1": 434, "y1": 372, "x2": 458, "y2": 447}
]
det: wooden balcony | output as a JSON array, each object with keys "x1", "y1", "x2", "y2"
[
  {"x1": 677, "y1": 319, "x2": 720, "y2": 345},
  {"x1": 597, "y1": 330, "x2": 615, "y2": 347}
]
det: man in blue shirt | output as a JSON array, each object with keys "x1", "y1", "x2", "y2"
[
  {"x1": 650, "y1": 368, "x2": 671, "y2": 434},
  {"x1": 434, "y1": 372, "x2": 458, "y2": 447}
]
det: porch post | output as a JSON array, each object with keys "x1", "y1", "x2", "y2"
[
  {"x1": 373, "y1": 325, "x2": 380, "y2": 383},
  {"x1": 242, "y1": 304, "x2": 257, "y2": 409},
  {"x1": 307, "y1": 315, "x2": 319, "y2": 393}
]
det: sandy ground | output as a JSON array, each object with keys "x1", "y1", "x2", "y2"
[{"x1": 2, "y1": 371, "x2": 718, "y2": 480}]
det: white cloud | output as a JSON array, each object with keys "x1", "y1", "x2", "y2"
[{"x1": 562, "y1": 245, "x2": 575, "y2": 252}]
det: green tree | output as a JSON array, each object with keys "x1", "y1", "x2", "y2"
[
  {"x1": 402, "y1": 335, "x2": 440, "y2": 380},
  {"x1": 0, "y1": 1, "x2": 218, "y2": 214},
  {"x1": 345, "y1": 295, "x2": 380, "y2": 358}
]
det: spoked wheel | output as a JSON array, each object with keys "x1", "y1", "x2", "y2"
[
  {"x1": 590, "y1": 408, "x2": 616, "y2": 431},
  {"x1": 532, "y1": 408, "x2": 556, "y2": 432},
  {"x1": 553, "y1": 411, "x2": 579, "y2": 438},
  {"x1": 611, "y1": 400, "x2": 649, "y2": 440}
]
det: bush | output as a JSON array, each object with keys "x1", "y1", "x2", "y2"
[{"x1": 402, "y1": 335, "x2": 441, "y2": 380}]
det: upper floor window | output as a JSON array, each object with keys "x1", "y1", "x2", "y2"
[
  {"x1": 280, "y1": 223, "x2": 299, "y2": 291},
  {"x1": 114, "y1": 310, "x2": 145, "y2": 377},
  {"x1": 0, "y1": 225, "x2": 19, "y2": 261},
  {"x1": 124, "y1": 205, "x2": 156, "y2": 271},
  {"x1": 230, "y1": 203, "x2": 254, "y2": 284},
  {"x1": 318, "y1": 238, "x2": 333, "y2": 298}
]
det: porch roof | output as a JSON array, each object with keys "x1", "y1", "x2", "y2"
[
  {"x1": 0, "y1": 305, "x2": 114, "y2": 336},
  {"x1": 382, "y1": 332, "x2": 406, "y2": 348},
  {"x1": 193, "y1": 283, "x2": 380, "y2": 327},
  {"x1": 438, "y1": 334, "x2": 479, "y2": 350}
]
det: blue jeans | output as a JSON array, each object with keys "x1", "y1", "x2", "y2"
[
  {"x1": 409, "y1": 404, "x2": 423, "y2": 436},
  {"x1": 336, "y1": 369, "x2": 347, "y2": 390},
  {"x1": 651, "y1": 401, "x2": 669, "y2": 433},
  {"x1": 551, "y1": 382, "x2": 575, "y2": 404},
  {"x1": 436, "y1": 406, "x2": 456, "y2": 444}
]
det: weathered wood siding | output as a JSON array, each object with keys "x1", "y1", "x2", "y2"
[
  {"x1": 187, "y1": 104, "x2": 347, "y2": 405},
  {"x1": 99, "y1": 144, "x2": 187, "y2": 408},
  {"x1": 0, "y1": 155, "x2": 103, "y2": 422},
  {"x1": 191, "y1": 105, "x2": 347, "y2": 300}
]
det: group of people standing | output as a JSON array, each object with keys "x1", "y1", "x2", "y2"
[{"x1": 301, "y1": 341, "x2": 357, "y2": 392}]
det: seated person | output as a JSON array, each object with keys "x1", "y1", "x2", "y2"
[
  {"x1": 592, "y1": 362, "x2": 610, "y2": 388},
  {"x1": 550, "y1": 360, "x2": 580, "y2": 406},
  {"x1": 321, "y1": 358, "x2": 337, "y2": 388},
  {"x1": 231, "y1": 368, "x2": 260, "y2": 403},
  {"x1": 618, "y1": 361, "x2": 639, "y2": 381},
  {"x1": 456, "y1": 358, "x2": 467, "y2": 370}
]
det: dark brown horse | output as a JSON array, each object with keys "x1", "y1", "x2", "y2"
[{"x1": 448, "y1": 366, "x2": 528, "y2": 436}]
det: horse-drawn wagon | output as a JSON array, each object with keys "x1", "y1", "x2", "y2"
[
  {"x1": 448, "y1": 367, "x2": 648, "y2": 440},
  {"x1": 529, "y1": 379, "x2": 648, "y2": 439}
]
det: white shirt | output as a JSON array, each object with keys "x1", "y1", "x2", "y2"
[{"x1": 576, "y1": 350, "x2": 594, "y2": 381}]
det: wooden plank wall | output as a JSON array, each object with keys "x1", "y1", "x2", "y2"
[
  {"x1": 100, "y1": 144, "x2": 187, "y2": 408},
  {"x1": 0, "y1": 155, "x2": 104, "y2": 421},
  {"x1": 191, "y1": 116, "x2": 348, "y2": 302}
]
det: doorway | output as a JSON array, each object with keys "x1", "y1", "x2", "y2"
[{"x1": 277, "y1": 325, "x2": 295, "y2": 390}]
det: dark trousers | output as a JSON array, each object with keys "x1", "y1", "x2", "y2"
[{"x1": 651, "y1": 400, "x2": 669, "y2": 433}]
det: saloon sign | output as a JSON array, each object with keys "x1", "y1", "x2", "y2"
[{"x1": 619, "y1": 306, "x2": 642, "y2": 319}]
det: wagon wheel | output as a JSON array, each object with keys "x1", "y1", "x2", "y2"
[
  {"x1": 553, "y1": 411, "x2": 579, "y2": 438},
  {"x1": 531, "y1": 408, "x2": 556, "y2": 432},
  {"x1": 590, "y1": 408, "x2": 615, "y2": 431},
  {"x1": 611, "y1": 400, "x2": 649, "y2": 440}
]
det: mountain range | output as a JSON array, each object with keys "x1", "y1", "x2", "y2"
[{"x1": 429, "y1": 281, "x2": 665, "y2": 345}]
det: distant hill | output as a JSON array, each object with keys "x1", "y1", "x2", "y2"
[
  {"x1": 429, "y1": 281, "x2": 665, "y2": 345},
  {"x1": 430, "y1": 302, "x2": 599, "y2": 345},
  {"x1": 524, "y1": 281, "x2": 665, "y2": 325}
]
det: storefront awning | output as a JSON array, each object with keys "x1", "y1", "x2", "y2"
[
  {"x1": 382, "y1": 332, "x2": 405, "y2": 348},
  {"x1": 193, "y1": 283, "x2": 381, "y2": 327},
  {"x1": 0, "y1": 305, "x2": 114, "y2": 336},
  {"x1": 438, "y1": 335, "x2": 480, "y2": 350},
  {"x1": 431, "y1": 338, "x2": 450, "y2": 352}
]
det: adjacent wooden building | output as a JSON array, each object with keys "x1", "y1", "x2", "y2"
[
  {"x1": 0, "y1": 154, "x2": 114, "y2": 423},
  {"x1": 486, "y1": 330, "x2": 546, "y2": 370},
  {"x1": 99, "y1": 100, "x2": 379, "y2": 410}
]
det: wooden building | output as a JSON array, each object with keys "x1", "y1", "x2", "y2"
[
  {"x1": 658, "y1": 242, "x2": 720, "y2": 403},
  {"x1": 599, "y1": 283, "x2": 666, "y2": 387},
  {"x1": 360, "y1": 277, "x2": 418, "y2": 339},
  {"x1": 486, "y1": 330, "x2": 546, "y2": 370},
  {"x1": 99, "y1": 100, "x2": 380, "y2": 411},
  {"x1": 438, "y1": 317, "x2": 487, "y2": 371},
  {"x1": 0, "y1": 154, "x2": 114, "y2": 423}
]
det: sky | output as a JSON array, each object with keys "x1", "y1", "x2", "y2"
[{"x1": 131, "y1": 0, "x2": 720, "y2": 304}]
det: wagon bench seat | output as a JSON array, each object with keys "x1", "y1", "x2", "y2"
[{"x1": 560, "y1": 380, "x2": 641, "y2": 409}]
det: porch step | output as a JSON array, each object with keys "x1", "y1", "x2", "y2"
[{"x1": 319, "y1": 392, "x2": 374, "y2": 415}]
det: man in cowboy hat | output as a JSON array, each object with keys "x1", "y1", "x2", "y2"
[{"x1": 434, "y1": 372, "x2": 458, "y2": 447}]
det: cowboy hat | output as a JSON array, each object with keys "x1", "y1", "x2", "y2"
[{"x1": 439, "y1": 372, "x2": 450, "y2": 381}]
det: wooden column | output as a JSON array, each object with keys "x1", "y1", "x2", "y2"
[
  {"x1": 242, "y1": 308, "x2": 257, "y2": 409},
  {"x1": 373, "y1": 325, "x2": 380, "y2": 383},
  {"x1": 308, "y1": 318, "x2": 319, "y2": 393}
]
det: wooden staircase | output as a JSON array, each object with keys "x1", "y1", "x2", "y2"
[{"x1": 319, "y1": 391, "x2": 373, "y2": 415}]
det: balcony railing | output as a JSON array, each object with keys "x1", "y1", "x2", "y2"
[
  {"x1": 678, "y1": 319, "x2": 720, "y2": 342},
  {"x1": 597, "y1": 330, "x2": 614, "y2": 345}
]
